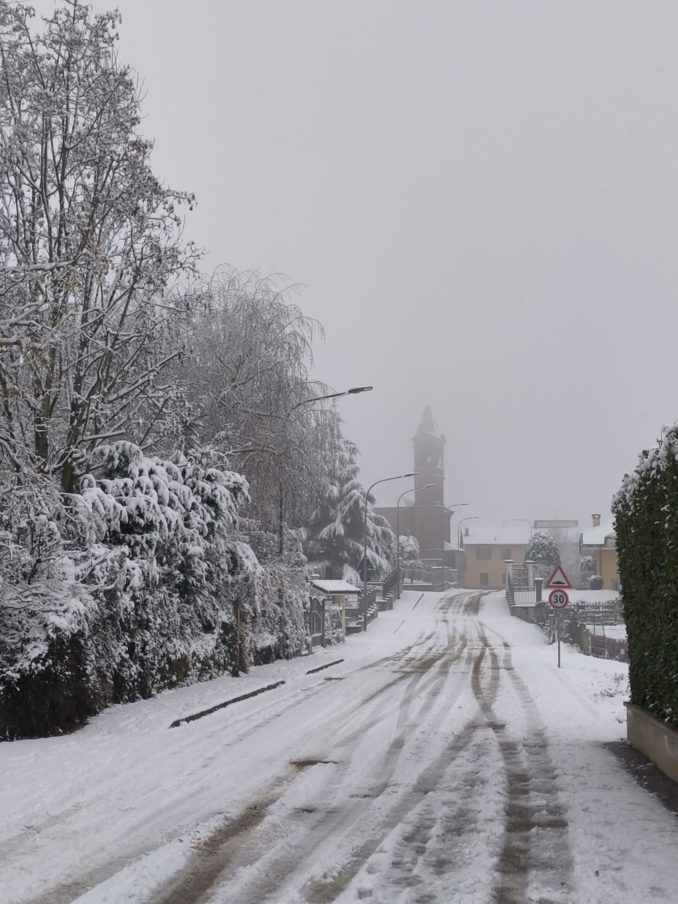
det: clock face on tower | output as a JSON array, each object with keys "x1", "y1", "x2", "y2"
[{"x1": 422, "y1": 451, "x2": 441, "y2": 470}]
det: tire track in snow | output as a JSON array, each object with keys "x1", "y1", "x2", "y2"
[
  {"x1": 150, "y1": 596, "x2": 480, "y2": 904},
  {"x1": 470, "y1": 623, "x2": 574, "y2": 904},
  {"x1": 219, "y1": 649, "x2": 477, "y2": 903},
  {"x1": 11, "y1": 601, "x2": 465, "y2": 904}
]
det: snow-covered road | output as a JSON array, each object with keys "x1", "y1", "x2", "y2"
[{"x1": 1, "y1": 591, "x2": 677, "y2": 904}]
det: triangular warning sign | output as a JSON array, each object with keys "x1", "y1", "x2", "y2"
[{"x1": 545, "y1": 564, "x2": 572, "y2": 590}]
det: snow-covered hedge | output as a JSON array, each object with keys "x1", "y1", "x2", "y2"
[
  {"x1": 613, "y1": 424, "x2": 678, "y2": 728},
  {"x1": 0, "y1": 443, "x2": 260, "y2": 739},
  {"x1": 239, "y1": 519, "x2": 310, "y2": 663}
]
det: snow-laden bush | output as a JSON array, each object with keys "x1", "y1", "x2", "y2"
[
  {"x1": 239, "y1": 519, "x2": 309, "y2": 663},
  {"x1": 580, "y1": 555, "x2": 594, "y2": 574},
  {"x1": 0, "y1": 442, "x2": 258, "y2": 738}
]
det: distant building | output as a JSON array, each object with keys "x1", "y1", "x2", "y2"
[
  {"x1": 581, "y1": 514, "x2": 619, "y2": 590},
  {"x1": 376, "y1": 405, "x2": 453, "y2": 563},
  {"x1": 460, "y1": 523, "x2": 531, "y2": 589}
]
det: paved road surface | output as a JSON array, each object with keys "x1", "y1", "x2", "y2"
[{"x1": 3, "y1": 590, "x2": 677, "y2": 904}]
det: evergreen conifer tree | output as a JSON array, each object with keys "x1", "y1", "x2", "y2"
[{"x1": 309, "y1": 414, "x2": 396, "y2": 580}]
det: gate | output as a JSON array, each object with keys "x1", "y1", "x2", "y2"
[{"x1": 308, "y1": 596, "x2": 326, "y2": 647}]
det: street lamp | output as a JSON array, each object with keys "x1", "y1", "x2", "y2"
[
  {"x1": 435, "y1": 503, "x2": 469, "y2": 588},
  {"x1": 458, "y1": 515, "x2": 480, "y2": 549},
  {"x1": 363, "y1": 472, "x2": 417, "y2": 629},
  {"x1": 289, "y1": 385, "x2": 372, "y2": 413},
  {"x1": 279, "y1": 386, "x2": 373, "y2": 555},
  {"x1": 396, "y1": 483, "x2": 434, "y2": 598}
]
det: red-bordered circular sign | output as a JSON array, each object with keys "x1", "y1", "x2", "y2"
[{"x1": 549, "y1": 589, "x2": 569, "y2": 610}]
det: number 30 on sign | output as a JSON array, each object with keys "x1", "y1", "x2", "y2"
[{"x1": 549, "y1": 589, "x2": 569, "y2": 610}]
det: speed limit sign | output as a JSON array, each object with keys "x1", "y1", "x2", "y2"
[{"x1": 549, "y1": 589, "x2": 569, "y2": 610}]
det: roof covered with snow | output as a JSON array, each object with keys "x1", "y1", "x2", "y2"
[
  {"x1": 310, "y1": 580, "x2": 359, "y2": 595},
  {"x1": 581, "y1": 523, "x2": 616, "y2": 547},
  {"x1": 461, "y1": 524, "x2": 531, "y2": 546}
]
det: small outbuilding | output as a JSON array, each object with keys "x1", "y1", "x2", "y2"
[{"x1": 309, "y1": 579, "x2": 360, "y2": 635}]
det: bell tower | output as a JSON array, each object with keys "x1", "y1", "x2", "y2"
[
  {"x1": 414, "y1": 405, "x2": 445, "y2": 508},
  {"x1": 412, "y1": 405, "x2": 449, "y2": 559}
]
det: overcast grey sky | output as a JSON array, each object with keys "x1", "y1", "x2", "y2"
[{"x1": 36, "y1": 1, "x2": 678, "y2": 524}]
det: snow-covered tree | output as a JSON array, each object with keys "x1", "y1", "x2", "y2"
[
  {"x1": 0, "y1": 1, "x2": 197, "y2": 493},
  {"x1": 399, "y1": 534, "x2": 421, "y2": 564},
  {"x1": 174, "y1": 268, "x2": 329, "y2": 535},
  {"x1": 308, "y1": 414, "x2": 396, "y2": 580},
  {"x1": 525, "y1": 531, "x2": 560, "y2": 578},
  {"x1": 525, "y1": 531, "x2": 560, "y2": 566}
]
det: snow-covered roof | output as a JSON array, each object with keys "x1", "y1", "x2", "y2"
[
  {"x1": 310, "y1": 580, "x2": 359, "y2": 595},
  {"x1": 538, "y1": 524, "x2": 581, "y2": 544},
  {"x1": 461, "y1": 524, "x2": 531, "y2": 546},
  {"x1": 581, "y1": 523, "x2": 616, "y2": 547}
]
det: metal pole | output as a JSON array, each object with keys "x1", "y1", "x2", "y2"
[
  {"x1": 396, "y1": 500, "x2": 401, "y2": 600},
  {"x1": 363, "y1": 491, "x2": 369, "y2": 631},
  {"x1": 557, "y1": 612, "x2": 561, "y2": 668},
  {"x1": 457, "y1": 515, "x2": 480, "y2": 550},
  {"x1": 278, "y1": 386, "x2": 373, "y2": 557},
  {"x1": 363, "y1": 473, "x2": 417, "y2": 630},
  {"x1": 288, "y1": 385, "x2": 372, "y2": 412},
  {"x1": 397, "y1": 484, "x2": 434, "y2": 600}
]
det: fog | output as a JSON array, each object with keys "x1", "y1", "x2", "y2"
[{"x1": 35, "y1": 0, "x2": 678, "y2": 524}]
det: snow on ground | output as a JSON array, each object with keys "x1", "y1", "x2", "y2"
[
  {"x1": 0, "y1": 590, "x2": 675, "y2": 904},
  {"x1": 567, "y1": 590, "x2": 620, "y2": 605}
]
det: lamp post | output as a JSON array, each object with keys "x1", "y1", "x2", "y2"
[
  {"x1": 288, "y1": 385, "x2": 373, "y2": 414},
  {"x1": 363, "y1": 472, "x2": 417, "y2": 630},
  {"x1": 278, "y1": 385, "x2": 373, "y2": 556},
  {"x1": 458, "y1": 515, "x2": 480, "y2": 550},
  {"x1": 396, "y1": 483, "x2": 434, "y2": 598},
  {"x1": 456, "y1": 515, "x2": 480, "y2": 589},
  {"x1": 437, "y1": 503, "x2": 469, "y2": 588},
  {"x1": 443, "y1": 503, "x2": 470, "y2": 546},
  {"x1": 275, "y1": 384, "x2": 372, "y2": 661}
]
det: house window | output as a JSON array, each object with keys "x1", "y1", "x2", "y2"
[
  {"x1": 480, "y1": 573, "x2": 489, "y2": 586},
  {"x1": 502, "y1": 547, "x2": 511, "y2": 560},
  {"x1": 476, "y1": 547, "x2": 492, "y2": 560}
]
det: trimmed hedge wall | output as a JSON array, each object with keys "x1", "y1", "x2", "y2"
[
  {"x1": 0, "y1": 583, "x2": 242, "y2": 740},
  {"x1": 613, "y1": 426, "x2": 678, "y2": 728}
]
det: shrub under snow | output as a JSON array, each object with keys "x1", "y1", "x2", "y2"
[{"x1": 0, "y1": 443, "x2": 263, "y2": 739}]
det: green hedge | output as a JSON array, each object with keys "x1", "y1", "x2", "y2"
[
  {"x1": 613, "y1": 426, "x2": 678, "y2": 728},
  {"x1": 0, "y1": 584, "x2": 241, "y2": 740}
]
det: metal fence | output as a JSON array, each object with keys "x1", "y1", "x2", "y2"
[{"x1": 533, "y1": 599, "x2": 627, "y2": 662}]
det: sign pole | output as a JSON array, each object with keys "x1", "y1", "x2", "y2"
[
  {"x1": 547, "y1": 583, "x2": 569, "y2": 671},
  {"x1": 557, "y1": 612, "x2": 561, "y2": 668}
]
